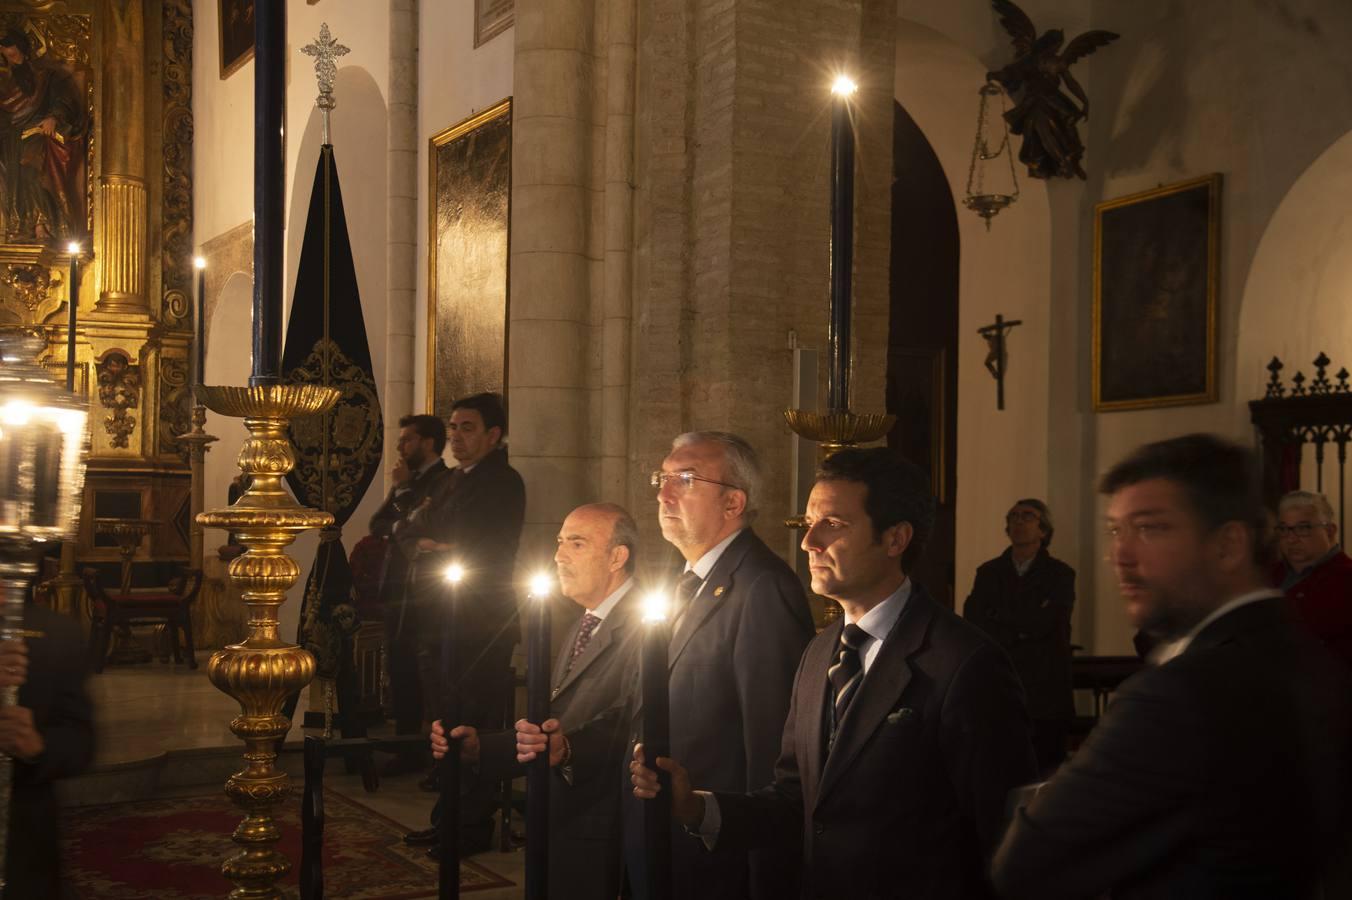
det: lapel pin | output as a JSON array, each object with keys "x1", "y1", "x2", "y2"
[
  {"x1": 713, "y1": 586, "x2": 726, "y2": 597},
  {"x1": 886, "y1": 707, "x2": 915, "y2": 724}
]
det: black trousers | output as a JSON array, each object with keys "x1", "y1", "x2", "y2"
[{"x1": 384, "y1": 599, "x2": 424, "y2": 735}]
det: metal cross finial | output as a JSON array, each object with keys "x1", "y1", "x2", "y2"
[{"x1": 301, "y1": 23, "x2": 349, "y2": 145}]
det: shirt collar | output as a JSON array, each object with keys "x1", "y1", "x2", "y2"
[
  {"x1": 588, "y1": 577, "x2": 634, "y2": 622},
  {"x1": 413, "y1": 457, "x2": 440, "y2": 478},
  {"x1": 686, "y1": 528, "x2": 744, "y2": 581},
  {"x1": 1148, "y1": 588, "x2": 1280, "y2": 666},
  {"x1": 843, "y1": 578, "x2": 912, "y2": 640}
]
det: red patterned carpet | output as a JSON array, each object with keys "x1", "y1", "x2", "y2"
[{"x1": 62, "y1": 790, "x2": 514, "y2": 899}]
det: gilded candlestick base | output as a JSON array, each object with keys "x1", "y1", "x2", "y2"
[{"x1": 196, "y1": 383, "x2": 339, "y2": 900}]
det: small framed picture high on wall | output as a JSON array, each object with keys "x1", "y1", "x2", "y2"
[
  {"x1": 1092, "y1": 174, "x2": 1221, "y2": 412},
  {"x1": 218, "y1": 0, "x2": 254, "y2": 79}
]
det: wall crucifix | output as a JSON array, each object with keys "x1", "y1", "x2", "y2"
[{"x1": 977, "y1": 313, "x2": 1022, "y2": 410}]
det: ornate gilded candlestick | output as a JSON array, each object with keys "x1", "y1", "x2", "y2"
[{"x1": 196, "y1": 382, "x2": 339, "y2": 899}]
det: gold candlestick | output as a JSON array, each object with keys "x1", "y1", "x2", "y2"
[{"x1": 195, "y1": 382, "x2": 339, "y2": 899}]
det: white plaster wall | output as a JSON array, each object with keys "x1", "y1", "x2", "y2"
[
  {"x1": 202, "y1": 272, "x2": 252, "y2": 520},
  {"x1": 894, "y1": 21, "x2": 1054, "y2": 619}
]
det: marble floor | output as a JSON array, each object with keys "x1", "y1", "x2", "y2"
[{"x1": 77, "y1": 652, "x2": 526, "y2": 898}]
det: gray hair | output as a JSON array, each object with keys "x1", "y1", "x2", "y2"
[
  {"x1": 575, "y1": 502, "x2": 640, "y2": 574},
  {"x1": 671, "y1": 431, "x2": 763, "y2": 524},
  {"x1": 1278, "y1": 490, "x2": 1336, "y2": 523}
]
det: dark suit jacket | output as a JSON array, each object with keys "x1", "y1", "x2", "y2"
[
  {"x1": 964, "y1": 547, "x2": 1076, "y2": 721},
  {"x1": 992, "y1": 597, "x2": 1352, "y2": 900},
  {"x1": 477, "y1": 585, "x2": 643, "y2": 898},
  {"x1": 368, "y1": 457, "x2": 451, "y2": 611},
  {"x1": 626, "y1": 527, "x2": 815, "y2": 900},
  {"x1": 715, "y1": 583, "x2": 1037, "y2": 899},
  {"x1": 9, "y1": 603, "x2": 94, "y2": 896},
  {"x1": 398, "y1": 447, "x2": 526, "y2": 645}
]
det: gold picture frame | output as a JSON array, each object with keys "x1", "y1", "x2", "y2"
[
  {"x1": 474, "y1": 0, "x2": 514, "y2": 48},
  {"x1": 1092, "y1": 174, "x2": 1221, "y2": 412},
  {"x1": 218, "y1": 0, "x2": 254, "y2": 79},
  {"x1": 427, "y1": 99, "x2": 512, "y2": 420}
]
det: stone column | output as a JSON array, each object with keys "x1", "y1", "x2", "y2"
[
  {"x1": 385, "y1": 0, "x2": 418, "y2": 467},
  {"x1": 511, "y1": 0, "x2": 595, "y2": 551},
  {"x1": 96, "y1": 0, "x2": 148, "y2": 315}
]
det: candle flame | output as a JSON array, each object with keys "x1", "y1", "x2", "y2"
[
  {"x1": 529, "y1": 571, "x2": 553, "y2": 598},
  {"x1": 642, "y1": 591, "x2": 671, "y2": 624},
  {"x1": 66, "y1": 241, "x2": 80, "y2": 256},
  {"x1": 444, "y1": 562, "x2": 465, "y2": 585},
  {"x1": 830, "y1": 74, "x2": 858, "y2": 97},
  {"x1": 194, "y1": 256, "x2": 207, "y2": 270}
]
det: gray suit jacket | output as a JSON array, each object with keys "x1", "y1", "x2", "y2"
[{"x1": 477, "y1": 585, "x2": 643, "y2": 899}]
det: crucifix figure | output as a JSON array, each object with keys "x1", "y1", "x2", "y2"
[{"x1": 977, "y1": 313, "x2": 1022, "y2": 410}]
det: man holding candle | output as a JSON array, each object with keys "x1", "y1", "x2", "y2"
[
  {"x1": 631, "y1": 447, "x2": 1037, "y2": 899},
  {"x1": 431, "y1": 502, "x2": 644, "y2": 896}
]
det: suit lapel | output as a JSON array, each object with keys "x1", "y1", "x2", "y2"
[
  {"x1": 554, "y1": 611, "x2": 621, "y2": 696},
  {"x1": 799, "y1": 621, "x2": 838, "y2": 807},
  {"x1": 667, "y1": 530, "x2": 754, "y2": 670},
  {"x1": 816, "y1": 588, "x2": 935, "y2": 803}
]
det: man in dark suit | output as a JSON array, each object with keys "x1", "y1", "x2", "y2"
[
  {"x1": 632, "y1": 447, "x2": 1037, "y2": 899},
  {"x1": 431, "y1": 502, "x2": 643, "y2": 897},
  {"x1": 964, "y1": 498, "x2": 1076, "y2": 774},
  {"x1": 368, "y1": 414, "x2": 452, "y2": 750},
  {"x1": 2, "y1": 602, "x2": 94, "y2": 895},
  {"x1": 400, "y1": 392, "x2": 526, "y2": 854},
  {"x1": 992, "y1": 433, "x2": 1352, "y2": 899},
  {"x1": 1273, "y1": 489, "x2": 1352, "y2": 669},
  {"x1": 523, "y1": 431, "x2": 814, "y2": 899}
]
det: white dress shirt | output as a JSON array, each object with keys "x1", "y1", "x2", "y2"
[{"x1": 588, "y1": 577, "x2": 634, "y2": 622}]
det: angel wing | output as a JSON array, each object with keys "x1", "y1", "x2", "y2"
[
  {"x1": 991, "y1": 0, "x2": 1039, "y2": 56},
  {"x1": 1061, "y1": 29, "x2": 1120, "y2": 67}
]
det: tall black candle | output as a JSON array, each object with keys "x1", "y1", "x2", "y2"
[
  {"x1": 524, "y1": 573, "x2": 553, "y2": 900},
  {"x1": 252, "y1": 0, "x2": 285, "y2": 384},
  {"x1": 194, "y1": 256, "x2": 206, "y2": 389},
  {"x1": 438, "y1": 562, "x2": 465, "y2": 900},
  {"x1": 641, "y1": 591, "x2": 673, "y2": 900},
  {"x1": 827, "y1": 76, "x2": 857, "y2": 413},
  {"x1": 65, "y1": 243, "x2": 79, "y2": 392}
]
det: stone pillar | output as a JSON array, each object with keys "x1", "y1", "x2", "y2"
[
  {"x1": 511, "y1": 0, "x2": 595, "y2": 552},
  {"x1": 385, "y1": 0, "x2": 418, "y2": 466},
  {"x1": 96, "y1": 0, "x2": 148, "y2": 315}
]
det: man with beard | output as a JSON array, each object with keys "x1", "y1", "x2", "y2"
[
  {"x1": 0, "y1": 28, "x2": 88, "y2": 243},
  {"x1": 992, "y1": 434, "x2": 1352, "y2": 899}
]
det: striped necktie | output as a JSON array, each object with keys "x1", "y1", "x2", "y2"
[{"x1": 827, "y1": 624, "x2": 869, "y2": 726}]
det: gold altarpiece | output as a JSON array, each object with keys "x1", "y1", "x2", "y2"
[{"x1": 0, "y1": 0, "x2": 196, "y2": 607}]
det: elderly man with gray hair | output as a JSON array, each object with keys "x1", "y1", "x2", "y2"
[{"x1": 1274, "y1": 489, "x2": 1352, "y2": 669}]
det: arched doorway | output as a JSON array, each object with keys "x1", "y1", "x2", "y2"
[{"x1": 886, "y1": 101, "x2": 959, "y2": 606}]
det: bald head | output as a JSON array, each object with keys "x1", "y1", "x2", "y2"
[{"x1": 554, "y1": 503, "x2": 638, "y2": 609}]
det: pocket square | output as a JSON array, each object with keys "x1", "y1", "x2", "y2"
[{"x1": 886, "y1": 707, "x2": 915, "y2": 724}]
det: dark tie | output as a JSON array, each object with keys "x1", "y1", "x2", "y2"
[
  {"x1": 827, "y1": 624, "x2": 868, "y2": 726},
  {"x1": 672, "y1": 569, "x2": 704, "y2": 628},
  {"x1": 566, "y1": 613, "x2": 602, "y2": 673}
]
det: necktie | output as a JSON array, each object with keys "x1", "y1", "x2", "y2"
[
  {"x1": 566, "y1": 613, "x2": 602, "y2": 673},
  {"x1": 827, "y1": 624, "x2": 869, "y2": 726},
  {"x1": 672, "y1": 569, "x2": 704, "y2": 628}
]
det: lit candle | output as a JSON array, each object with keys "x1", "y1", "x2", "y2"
[
  {"x1": 641, "y1": 591, "x2": 673, "y2": 900},
  {"x1": 65, "y1": 242, "x2": 79, "y2": 392},
  {"x1": 193, "y1": 256, "x2": 207, "y2": 390},
  {"x1": 439, "y1": 562, "x2": 465, "y2": 900},
  {"x1": 827, "y1": 74, "x2": 857, "y2": 413},
  {"x1": 252, "y1": 0, "x2": 285, "y2": 383},
  {"x1": 525, "y1": 571, "x2": 553, "y2": 900}
]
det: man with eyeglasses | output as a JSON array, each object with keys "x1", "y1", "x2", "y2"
[
  {"x1": 1273, "y1": 489, "x2": 1352, "y2": 669},
  {"x1": 616, "y1": 431, "x2": 814, "y2": 899},
  {"x1": 992, "y1": 434, "x2": 1352, "y2": 899}
]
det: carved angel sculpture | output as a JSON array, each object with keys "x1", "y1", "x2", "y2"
[{"x1": 986, "y1": 0, "x2": 1119, "y2": 180}]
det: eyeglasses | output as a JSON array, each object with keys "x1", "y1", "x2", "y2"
[
  {"x1": 1275, "y1": 522, "x2": 1331, "y2": 539},
  {"x1": 1006, "y1": 510, "x2": 1040, "y2": 523},
  {"x1": 650, "y1": 470, "x2": 741, "y2": 492}
]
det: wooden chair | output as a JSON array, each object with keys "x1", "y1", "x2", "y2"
[{"x1": 83, "y1": 567, "x2": 203, "y2": 673}]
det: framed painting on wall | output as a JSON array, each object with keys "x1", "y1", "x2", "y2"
[
  {"x1": 218, "y1": 0, "x2": 253, "y2": 79},
  {"x1": 475, "y1": 0, "x2": 514, "y2": 48},
  {"x1": 427, "y1": 98, "x2": 512, "y2": 421},
  {"x1": 1093, "y1": 174, "x2": 1221, "y2": 412}
]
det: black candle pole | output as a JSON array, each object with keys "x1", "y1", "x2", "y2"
[
  {"x1": 641, "y1": 593, "x2": 673, "y2": 900},
  {"x1": 827, "y1": 78, "x2": 857, "y2": 413},
  {"x1": 252, "y1": 0, "x2": 285, "y2": 384},
  {"x1": 65, "y1": 245, "x2": 79, "y2": 392},
  {"x1": 438, "y1": 563, "x2": 464, "y2": 900},
  {"x1": 194, "y1": 257, "x2": 206, "y2": 389},
  {"x1": 524, "y1": 575, "x2": 553, "y2": 900}
]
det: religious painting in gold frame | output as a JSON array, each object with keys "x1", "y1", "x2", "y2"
[
  {"x1": 0, "y1": 12, "x2": 93, "y2": 250},
  {"x1": 474, "y1": 0, "x2": 513, "y2": 48},
  {"x1": 427, "y1": 98, "x2": 512, "y2": 421},
  {"x1": 218, "y1": 0, "x2": 254, "y2": 79},
  {"x1": 1092, "y1": 174, "x2": 1220, "y2": 412}
]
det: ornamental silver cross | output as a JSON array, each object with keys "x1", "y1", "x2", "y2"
[{"x1": 302, "y1": 23, "x2": 350, "y2": 145}]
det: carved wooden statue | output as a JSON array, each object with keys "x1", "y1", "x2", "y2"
[{"x1": 986, "y1": 0, "x2": 1119, "y2": 180}]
